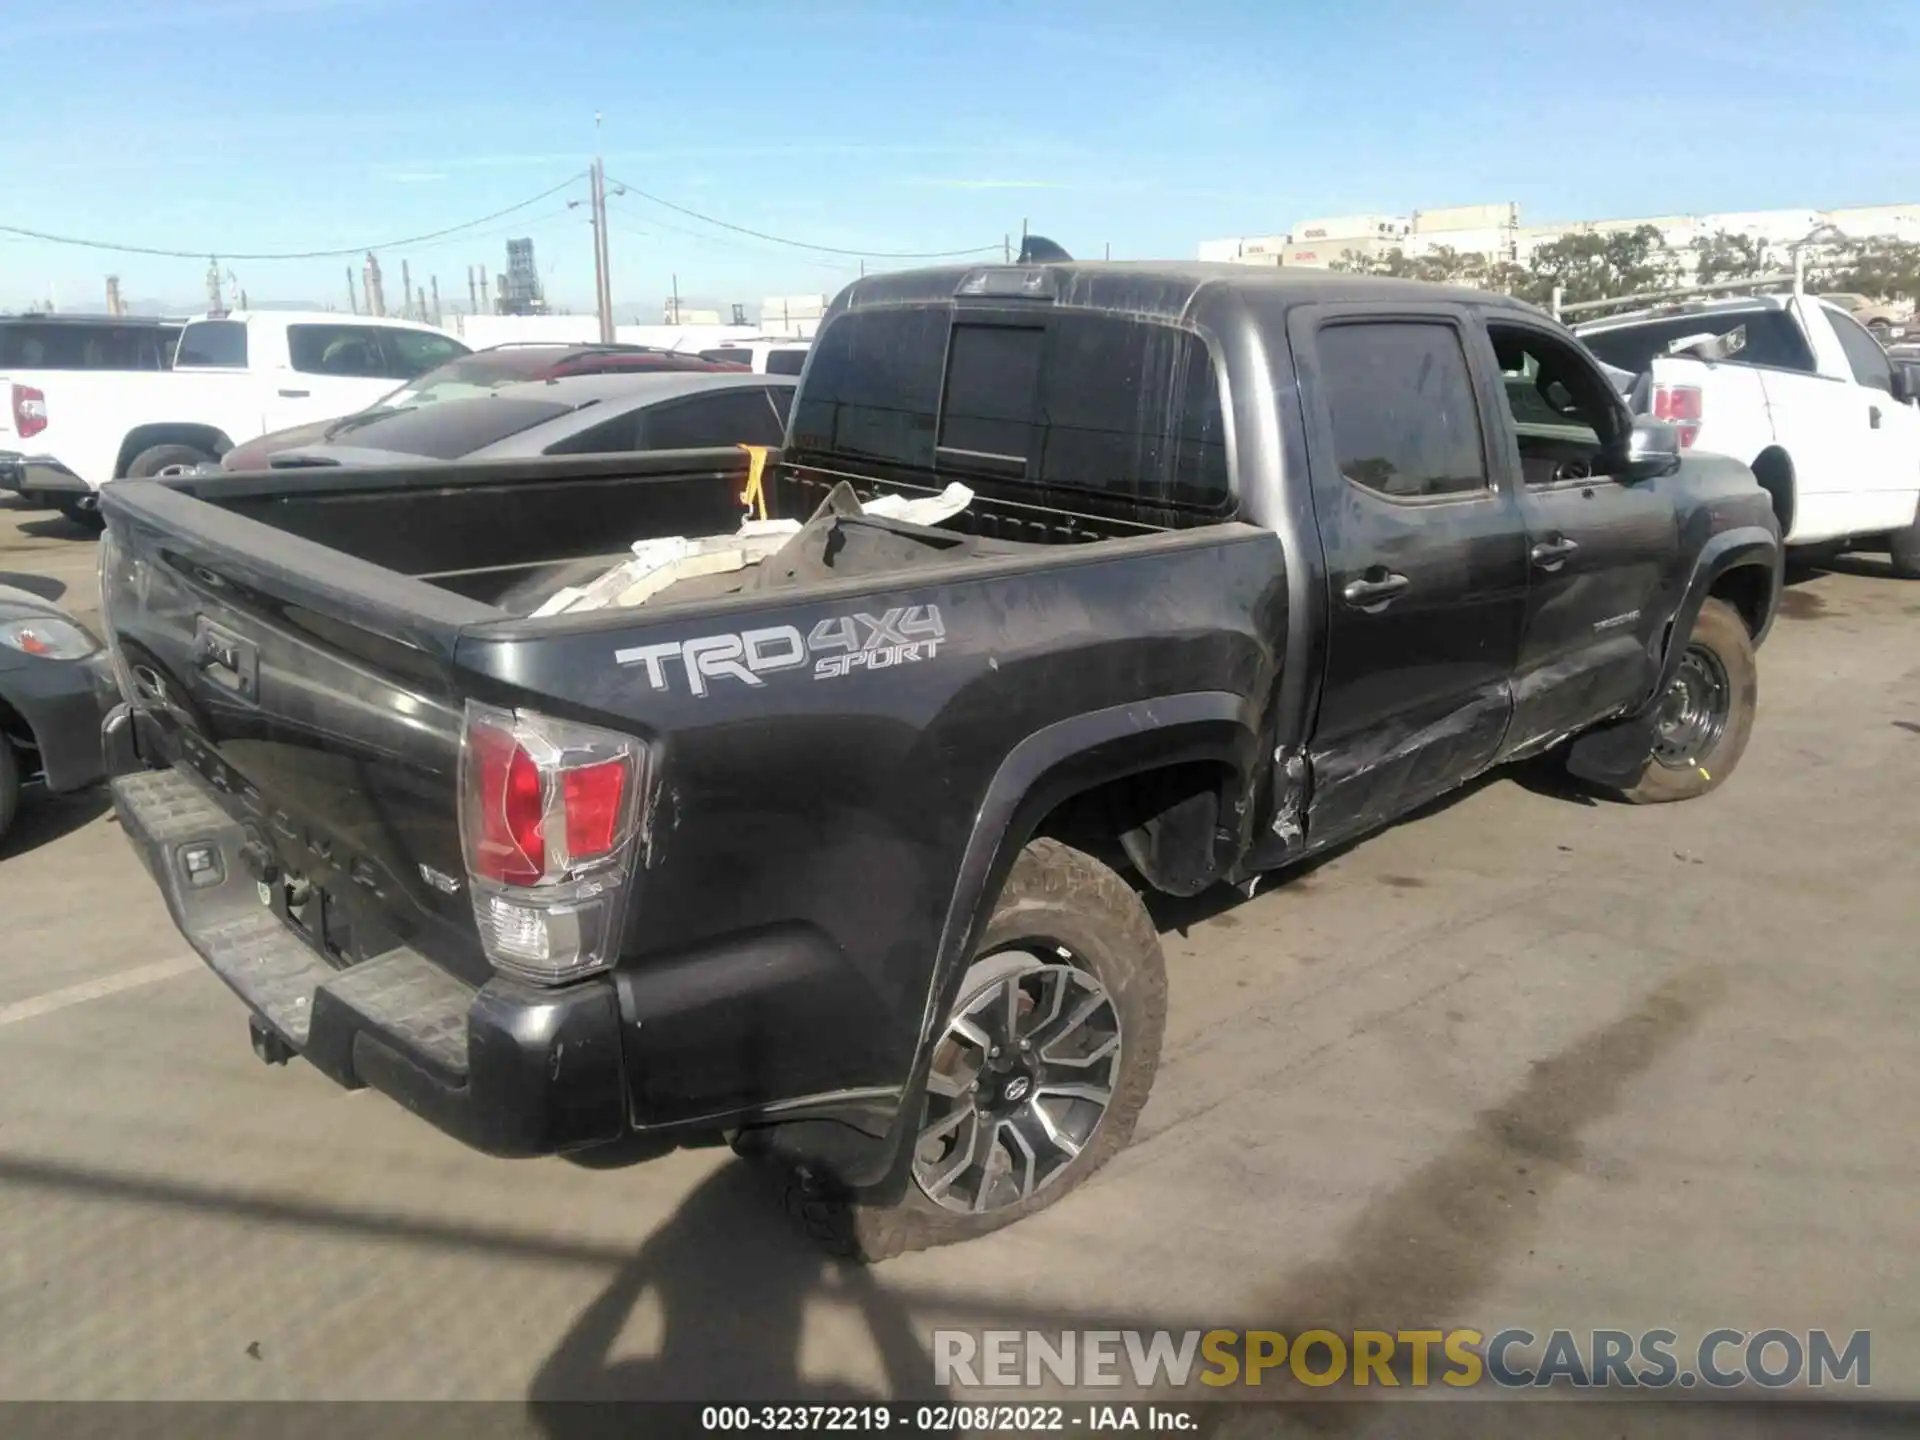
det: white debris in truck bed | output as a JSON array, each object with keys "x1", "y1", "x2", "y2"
[{"x1": 528, "y1": 486, "x2": 973, "y2": 617}]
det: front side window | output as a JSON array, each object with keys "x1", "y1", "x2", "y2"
[
  {"x1": 383, "y1": 329, "x2": 469, "y2": 380},
  {"x1": 1488, "y1": 324, "x2": 1625, "y2": 484},
  {"x1": 1316, "y1": 322, "x2": 1488, "y2": 500},
  {"x1": 174, "y1": 320, "x2": 249, "y2": 368},
  {"x1": 1826, "y1": 308, "x2": 1893, "y2": 393},
  {"x1": 288, "y1": 325, "x2": 394, "y2": 378}
]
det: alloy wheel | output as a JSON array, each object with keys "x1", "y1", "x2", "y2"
[{"x1": 912, "y1": 951, "x2": 1122, "y2": 1215}]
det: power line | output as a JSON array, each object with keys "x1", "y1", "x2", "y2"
[
  {"x1": 0, "y1": 175, "x2": 587, "y2": 262},
  {"x1": 604, "y1": 204, "x2": 855, "y2": 276},
  {"x1": 603, "y1": 174, "x2": 1001, "y2": 259}
]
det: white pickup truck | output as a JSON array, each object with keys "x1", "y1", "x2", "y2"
[
  {"x1": 1574, "y1": 292, "x2": 1920, "y2": 576},
  {"x1": 0, "y1": 311, "x2": 468, "y2": 526}
]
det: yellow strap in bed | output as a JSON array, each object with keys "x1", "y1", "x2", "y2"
[{"x1": 738, "y1": 444, "x2": 770, "y2": 522}]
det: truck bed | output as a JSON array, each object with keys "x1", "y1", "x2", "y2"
[{"x1": 159, "y1": 447, "x2": 1172, "y2": 615}]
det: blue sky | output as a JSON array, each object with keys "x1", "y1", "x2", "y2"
[{"x1": 3, "y1": 0, "x2": 1916, "y2": 316}]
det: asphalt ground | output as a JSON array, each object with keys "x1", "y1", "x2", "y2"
[{"x1": 2, "y1": 494, "x2": 1916, "y2": 1429}]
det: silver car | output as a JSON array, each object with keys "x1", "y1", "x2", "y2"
[{"x1": 256, "y1": 371, "x2": 793, "y2": 469}]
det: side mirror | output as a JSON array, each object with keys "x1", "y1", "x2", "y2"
[
  {"x1": 1892, "y1": 362, "x2": 1920, "y2": 405},
  {"x1": 1621, "y1": 416, "x2": 1683, "y2": 480}
]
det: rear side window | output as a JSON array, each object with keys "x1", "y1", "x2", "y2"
[
  {"x1": 635, "y1": 388, "x2": 789, "y2": 450},
  {"x1": 1578, "y1": 309, "x2": 1816, "y2": 375},
  {"x1": 1315, "y1": 322, "x2": 1488, "y2": 500},
  {"x1": 289, "y1": 324, "x2": 397, "y2": 378},
  {"x1": 0, "y1": 323, "x2": 174, "y2": 370},
  {"x1": 1826, "y1": 308, "x2": 1893, "y2": 393},
  {"x1": 792, "y1": 307, "x2": 1228, "y2": 510},
  {"x1": 314, "y1": 397, "x2": 573, "y2": 459},
  {"x1": 175, "y1": 320, "x2": 249, "y2": 368}
]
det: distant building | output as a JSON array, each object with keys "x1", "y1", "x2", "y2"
[
  {"x1": 1201, "y1": 202, "x2": 1920, "y2": 279},
  {"x1": 498, "y1": 238, "x2": 547, "y2": 315}
]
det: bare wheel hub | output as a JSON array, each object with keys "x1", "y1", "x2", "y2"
[
  {"x1": 1652, "y1": 644, "x2": 1730, "y2": 770},
  {"x1": 912, "y1": 953, "x2": 1122, "y2": 1215}
]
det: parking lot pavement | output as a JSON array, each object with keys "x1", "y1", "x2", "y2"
[{"x1": 2, "y1": 494, "x2": 1917, "y2": 1407}]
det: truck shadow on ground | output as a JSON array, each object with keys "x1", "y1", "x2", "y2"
[
  {"x1": 15, "y1": 515, "x2": 94, "y2": 543},
  {"x1": 0, "y1": 787, "x2": 109, "y2": 859},
  {"x1": 525, "y1": 1163, "x2": 939, "y2": 1435},
  {"x1": 0, "y1": 963, "x2": 1776, "y2": 1438},
  {"x1": 0, "y1": 571, "x2": 66, "y2": 602}
]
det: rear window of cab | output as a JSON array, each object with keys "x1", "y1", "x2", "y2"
[{"x1": 790, "y1": 306, "x2": 1230, "y2": 512}]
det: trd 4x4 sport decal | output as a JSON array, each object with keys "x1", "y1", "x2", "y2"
[{"x1": 615, "y1": 606, "x2": 946, "y2": 697}]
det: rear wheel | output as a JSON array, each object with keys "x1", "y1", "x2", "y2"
[
  {"x1": 56, "y1": 494, "x2": 102, "y2": 532},
  {"x1": 1890, "y1": 517, "x2": 1920, "y2": 580},
  {"x1": 781, "y1": 838, "x2": 1167, "y2": 1261},
  {"x1": 124, "y1": 443, "x2": 215, "y2": 480},
  {"x1": 1616, "y1": 598, "x2": 1757, "y2": 804}
]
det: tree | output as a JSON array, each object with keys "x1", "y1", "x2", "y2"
[
  {"x1": 1694, "y1": 230, "x2": 1773, "y2": 286},
  {"x1": 1523, "y1": 224, "x2": 1684, "y2": 308},
  {"x1": 1807, "y1": 238, "x2": 1920, "y2": 302}
]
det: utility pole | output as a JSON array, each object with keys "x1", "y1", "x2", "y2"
[
  {"x1": 430, "y1": 275, "x2": 442, "y2": 326},
  {"x1": 363, "y1": 252, "x2": 386, "y2": 317},
  {"x1": 588, "y1": 158, "x2": 615, "y2": 342},
  {"x1": 105, "y1": 276, "x2": 124, "y2": 317},
  {"x1": 346, "y1": 267, "x2": 359, "y2": 314},
  {"x1": 206, "y1": 257, "x2": 225, "y2": 313},
  {"x1": 669, "y1": 273, "x2": 681, "y2": 325},
  {"x1": 1003, "y1": 234, "x2": 1010, "y2": 263},
  {"x1": 466, "y1": 265, "x2": 478, "y2": 314},
  {"x1": 400, "y1": 260, "x2": 414, "y2": 320}
]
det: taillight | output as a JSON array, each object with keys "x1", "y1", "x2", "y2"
[
  {"x1": 458, "y1": 703, "x2": 647, "y2": 983},
  {"x1": 11, "y1": 384, "x2": 47, "y2": 439},
  {"x1": 1652, "y1": 383, "x2": 1703, "y2": 448}
]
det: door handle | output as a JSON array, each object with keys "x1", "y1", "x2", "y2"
[
  {"x1": 1869, "y1": 405, "x2": 1882, "y2": 429},
  {"x1": 1531, "y1": 536, "x2": 1579, "y2": 569},
  {"x1": 1342, "y1": 572, "x2": 1410, "y2": 610},
  {"x1": 278, "y1": 388, "x2": 311, "y2": 399}
]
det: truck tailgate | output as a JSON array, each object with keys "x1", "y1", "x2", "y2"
[{"x1": 99, "y1": 477, "x2": 500, "y2": 980}]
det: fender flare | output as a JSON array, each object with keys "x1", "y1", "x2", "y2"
[
  {"x1": 1565, "y1": 526, "x2": 1781, "y2": 788},
  {"x1": 848, "y1": 691, "x2": 1255, "y2": 1198},
  {"x1": 1658, "y1": 525, "x2": 1784, "y2": 674}
]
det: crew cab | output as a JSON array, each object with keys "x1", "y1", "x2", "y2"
[
  {"x1": 97, "y1": 264, "x2": 1782, "y2": 1259},
  {"x1": 0, "y1": 311, "x2": 468, "y2": 525},
  {"x1": 1573, "y1": 290, "x2": 1920, "y2": 576}
]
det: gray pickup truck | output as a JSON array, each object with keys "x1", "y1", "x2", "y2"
[{"x1": 98, "y1": 263, "x2": 1781, "y2": 1258}]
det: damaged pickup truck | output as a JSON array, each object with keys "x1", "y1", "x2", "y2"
[{"x1": 98, "y1": 263, "x2": 1782, "y2": 1259}]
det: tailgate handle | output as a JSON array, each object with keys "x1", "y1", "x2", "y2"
[
  {"x1": 278, "y1": 388, "x2": 311, "y2": 399},
  {"x1": 192, "y1": 617, "x2": 258, "y2": 700}
]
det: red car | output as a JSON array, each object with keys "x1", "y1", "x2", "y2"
[{"x1": 221, "y1": 342, "x2": 747, "y2": 471}]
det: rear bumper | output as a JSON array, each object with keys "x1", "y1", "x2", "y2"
[
  {"x1": 0, "y1": 454, "x2": 92, "y2": 505},
  {"x1": 106, "y1": 711, "x2": 628, "y2": 1157}
]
